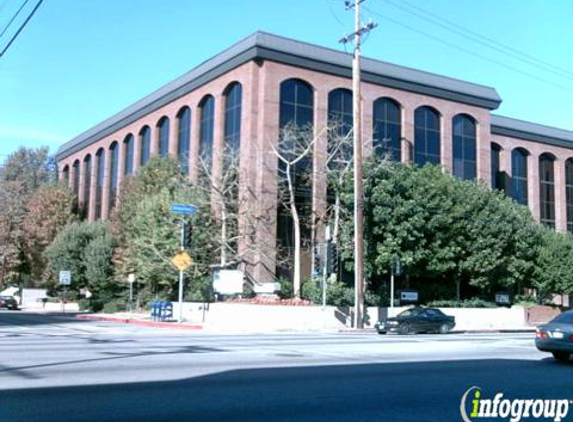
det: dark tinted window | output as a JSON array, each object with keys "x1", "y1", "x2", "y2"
[
  {"x1": 566, "y1": 159, "x2": 573, "y2": 233},
  {"x1": 109, "y1": 142, "x2": 119, "y2": 211},
  {"x1": 276, "y1": 79, "x2": 314, "y2": 279},
  {"x1": 124, "y1": 134, "x2": 134, "y2": 175},
  {"x1": 199, "y1": 95, "x2": 215, "y2": 167},
  {"x1": 177, "y1": 107, "x2": 191, "y2": 175},
  {"x1": 62, "y1": 165, "x2": 69, "y2": 186},
  {"x1": 157, "y1": 117, "x2": 170, "y2": 157},
  {"x1": 140, "y1": 126, "x2": 151, "y2": 165},
  {"x1": 398, "y1": 308, "x2": 423, "y2": 317},
  {"x1": 83, "y1": 155, "x2": 92, "y2": 217},
  {"x1": 373, "y1": 97, "x2": 401, "y2": 161},
  {"x1": 414, "y1": 106, "x2": 440, "y2": 166},
  {"x1": 491, "y1": 143, "x2": 502, "y2": 190},
  {"x1": 539, "y1": 154, "x2": 555, "y2": 228},
  {"x1": 95, "y1": 148, "x2": 105, "y2": 220},
  {"x1": 224, "y1": 82, "x2": 242, "y2": 154},
  {"x1": 72, "y1": 160, "x2": 80, "y2": 196},
  {"x1": 511, "y1": 148, "x2": 528, "y2": 205},
  {"x1": 452, "y1": 114, "x2": 476, "y2": 180}
]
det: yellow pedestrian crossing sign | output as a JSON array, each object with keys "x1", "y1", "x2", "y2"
[{"x1": 171, "y1": 251, "x2": 192, "y2": 271}]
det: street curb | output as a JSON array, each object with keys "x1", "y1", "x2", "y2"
[
  {"x1": 340, "y1": 328, "x2": 536, "y2": 334},
  {"x1": 76, "y1": 314, "x2": 203, "y2": 330}
]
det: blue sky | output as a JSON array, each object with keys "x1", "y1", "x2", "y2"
[{"x1": 1, "y1": 0, "x2": 572, "y2": 162}]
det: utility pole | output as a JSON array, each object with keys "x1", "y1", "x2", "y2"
[{"x1": 340, "y1": 0, "x2": 376, "y2": 329}]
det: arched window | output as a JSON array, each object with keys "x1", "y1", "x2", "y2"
[
  {"x1": 72, "y1": 160, "x2": 80, "y2": 196},
  {"x1": 328, "y1": 88, "x2": 353, "y2": 139},
  {"x1": 62, "y1": 165, "x2": 70, "y2": 186},
  {"x1": 124, "y1": 134, "x2": 134, "y2": 176},
  {"x1": 491, "y1": 143, "x2": 502, "y2": 190},
  {"x1": 566, "y1": 159, "x2": 573, "y2": 233},
  {"x1": 95, "y1": 148, "x2": 105, "y2": 220},
  {"x1": 327, "y1": 88, "x2": 353, "y2": 174},
  {"x1": 539, "y1": 153, "x2": 555, "y2": 228},
  {"x1": 83, "y1": 154, "x2": 92, "y2": 218},
  {"x1": 414, "y1": 106, "x2": 440, "y2": 166},
  {"x1": 276, "y1": 78, "x2": 314, "y2": 279},
  {"x1": 511, "y1": 148, "x2": 529, "y2": 205},
  {"x1": 157, "y1": 117, "x2": 170, "y2": 157},
  {"x1": 373, "y1": 97, "x2": 401, "y2": 161},
  {"x1": 199, "y1": 95, "x2": 215, "y2": 167},
  {"x1": 177, "y1": 107, "x2": 191, "y2": 175},
  {"x1": 109, "y1": 142, "x2": 119, "y2": 212},
  {"x1": 452, "y1": 114, "x2": 476, "y2": 180},
  {"x1": 224, "y1": 82, "x2": 242, "y2": 154},
  {"x1": 140, "y1": 126, "x2": 151, "y2": 166},
  {"x1": 280, "y1": 78, "x2": 313, "y2": 128}
]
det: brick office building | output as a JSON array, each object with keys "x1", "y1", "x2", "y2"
[{"x1": 56, "y1": 32, "x2": 573, "y2": 284}]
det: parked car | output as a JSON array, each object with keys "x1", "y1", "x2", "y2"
[
  {"x1": 375, "y1": 307, "x2": 455, "y2": 335},
  {"x1": 535, "y1": 310, "x2": 573, "y2": 362},
  {"x1": 0, "y1": 296, "x2": 19, "y2": 310}
]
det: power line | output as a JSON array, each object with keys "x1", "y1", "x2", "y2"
[
  {"x1": 363, "y1": 5, "x2": 573, "y2": 92},
  {"x1": 380, "y1": 0, "x2": 573, "y2": 82},
  {"x1": 0, "y1": 0, "x2": 31, "y2": 39},
  {"x1": 0, "y1": 0, "x2": 43, "y2": 58}
]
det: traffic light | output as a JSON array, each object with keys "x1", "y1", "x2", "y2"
[
  {"x1": 313, "y1": 245, "x2": 323, "y2": 275},
  {"x1": 183, "y1": 223, "x2": 193, "y2": 248},
  {"x1": 326, "y1": 242, "x2": 339, "y2": 275}
]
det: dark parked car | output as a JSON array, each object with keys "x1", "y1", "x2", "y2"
[
  {"x1": 375, "y1": 307, "x2": 455, "y2": 335},
  {"x1": 0, "y1": 296, "x2": 19, "y2": 310},
  {"x1": 535, "y1": 311, "x2": 573, "y2": 362}
]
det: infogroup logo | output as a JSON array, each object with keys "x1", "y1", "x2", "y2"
[{"x1": 460, "y1": 386, "x2": 571, "y2": 422}]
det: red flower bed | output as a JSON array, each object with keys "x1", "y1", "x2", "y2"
[{"x1": 227, "y1": 297, "x2": 314, "y2": 306}]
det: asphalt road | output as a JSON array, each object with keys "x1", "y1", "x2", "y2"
[{"x1": 0, "y1": 312, "x2": 570, "y2": 422}]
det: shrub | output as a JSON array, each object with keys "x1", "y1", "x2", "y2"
[
  {"x1": 277, "y1": 278, "x2": 294, "y2": 299},
  {"x1": 102, "y1": 299, "x2": 125, "y2": 314},
  {"x1": 301, "y1": 279, "x2": 354, "y2": 306},
  {"x1": 426, "y1": 298, "x2": 497, "y2": 308},
  {"x1": 184, "y1": 275, "x2": 213, "y2": 302},
  {"x1": 513, "y1": 295, "x2": 537, "y2": 307}
]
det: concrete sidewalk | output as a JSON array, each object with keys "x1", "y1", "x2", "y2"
[{"x1": 75, "y1": 312, "x2": 537, "y2": 334}]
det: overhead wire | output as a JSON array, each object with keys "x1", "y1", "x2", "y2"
[
  {"x1": 362, "y1": 4, "x2": 573, "y2": 92},
  {"x1": 0, "y1": 0, "x2": 31, "y2": 39},
  {"x1": 382, "y1": 0, "x2": 573, "y2": 81},
  {"x1": 380, "y1": 0, "x2": 573, "y2": 82},
  {"x1": 0, "y1": 0, "x2": 43, "y2": 58}
]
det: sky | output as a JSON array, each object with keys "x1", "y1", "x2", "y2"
[{"x1": 1, "y1": 0, "x2": 572, "y2": 163}]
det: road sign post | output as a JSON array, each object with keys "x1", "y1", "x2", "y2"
[
  {"x1": 59, "y1": 270, "x2": 71, "y2": 313},
  {"x1": 171, "y1": 204, "x2": 197, "y2": 323},
  {"x1": 128, "y1": 273, "x2": 135, "y2": 312}
]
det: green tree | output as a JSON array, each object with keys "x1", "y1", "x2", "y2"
[
  {"x1": 532, "y1": 227, "x2": 573, "y2": 303},
  {"x1": 113, "y1": 156, "x2": 216, "y2": 304},
  {"x1": 46, "y1": 221, "x2": 116, "y2": 310},
  {"x1": 2, "y1": 146, "x2": 56, "y2": 193},
  {"x1": 340, "y1": 159, "x2": 539, "y2": 301}
]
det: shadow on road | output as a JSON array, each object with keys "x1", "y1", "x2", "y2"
[
  {"x1": 1, "y1": 358, "x2": 571, "y2": 422},
  {"x1": 0, "y1": 311, "x2": 85, "y2": 327}
]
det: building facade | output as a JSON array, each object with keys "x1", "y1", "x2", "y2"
[{"x1": 56, "y1": 32, "x2": 573, "y2": 284}]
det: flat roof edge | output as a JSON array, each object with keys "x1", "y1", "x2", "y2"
[{"x1": 57, "y1": 31, "x2": 502, "y2": 161}]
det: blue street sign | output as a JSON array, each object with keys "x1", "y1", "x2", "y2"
[{"x1": 171, "y1": 203, "x2": 197, "y2": 215}]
